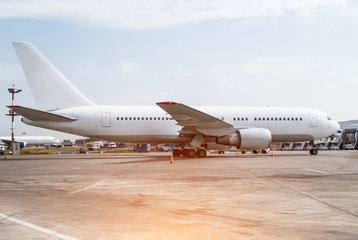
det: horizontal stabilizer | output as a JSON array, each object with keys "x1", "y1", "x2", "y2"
[{"x1": 8, "y1": 105, "x2": 77, "y2": 122}]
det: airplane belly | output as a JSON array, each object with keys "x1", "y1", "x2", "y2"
[{"x1": 136, "y1": 126, "x2": 152, "y2": 142}]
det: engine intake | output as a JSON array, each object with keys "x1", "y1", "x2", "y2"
[{"x1": 216, "y1": 128, "x2": 271, "y2": 150}]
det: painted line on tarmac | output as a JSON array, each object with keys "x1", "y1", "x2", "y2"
[
  {"x1": 0, "y1": 213, "x2": 78, "y2": 240},
  {"x1": 304, "y1": 168, "x2": 328, "y2": 174}
]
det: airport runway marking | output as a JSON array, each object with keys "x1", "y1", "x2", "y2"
[
  {"x1": 69, "y1": 157, "x2": 151, "y2": 195},
  {"x1": 304, "y1": 168, "x2": 328, "y2": 174},
  {"x1": 0, "y1": 213, "x2": 78, "y2": 240}
]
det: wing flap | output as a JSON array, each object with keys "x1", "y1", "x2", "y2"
[{"x1": 8, "y1": 105, "x2": 77, "y2": 122}]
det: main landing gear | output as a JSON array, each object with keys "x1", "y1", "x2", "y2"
[{"x1": 172, "y1": 148, "x2": 207, "y2": 158}]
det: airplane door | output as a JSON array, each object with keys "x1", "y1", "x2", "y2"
[
  {"x1": 102, "y1": 112, "x2": 111, "y2": 127},
  {"x1": 310, "y1": 114, "x2": 317, "y2": 127}
]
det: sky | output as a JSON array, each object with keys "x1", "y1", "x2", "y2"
[{"x1": 1, "y1": 0, "x2": 358, "y2": 141}]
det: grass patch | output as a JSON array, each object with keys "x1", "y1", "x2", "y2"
[{"x1": 21, "y1": 148, "x2": 80, "y2": 155}]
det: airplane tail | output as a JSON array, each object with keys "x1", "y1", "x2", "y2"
[{"x1": 13, "y1": 42, "x2": 95, "y2": 111}]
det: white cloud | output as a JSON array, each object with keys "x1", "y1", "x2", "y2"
[{"x1": 0, "y1": 0, "x2": 355, "y2": 29}]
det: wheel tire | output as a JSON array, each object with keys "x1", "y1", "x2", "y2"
[
  {"x1": 241, "y1": 151, "x2": 246, "y2": 154},
  {"x1": 252, "y1": 150, "x2": 258, "y2": 154},
  {"x1": 186, "y1": 149, "x2": 196, "y2": 158},
  {"x1": 197, "y1": 149, "x2": 207, "y2": 158},
  {"x1": 310, "y1": 149, "x2": 318, "y2": 155},
  {"x1": 173, "y1": 149, "x2": 182, "y2": 156}
]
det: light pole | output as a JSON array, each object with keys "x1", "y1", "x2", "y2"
[{"x1": 7, "y1": 84, "x2": 22, "y2": 154}]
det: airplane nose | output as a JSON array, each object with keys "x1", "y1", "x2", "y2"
[{"x1": 332, "y1": 121, "x2": 340, "y2": 132}]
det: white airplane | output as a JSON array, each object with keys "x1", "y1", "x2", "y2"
[
  {"x1": 9, "y1": 42, "x2": 340, "y2": 157},
  {"x1": 0, "y1": 136, "x2": 60, "y2": 148}
]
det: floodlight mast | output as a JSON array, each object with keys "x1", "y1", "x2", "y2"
[{"x1": 7, "y1": 84, "x2": 22, "y2": 154}]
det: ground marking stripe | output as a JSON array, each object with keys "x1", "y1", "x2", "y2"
[
  {"x1": 0, "y1": 213, "x2": 78, "y2": 240},
  {"x1": 304, "y1": 168, "x2": 328, "y2": 174}
]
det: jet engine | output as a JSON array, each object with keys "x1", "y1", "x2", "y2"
[{"x1": 216, "y1": 128, "x2": 271, "y2": 150}]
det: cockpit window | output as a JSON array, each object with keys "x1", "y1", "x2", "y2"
[{"x1": 327, "y1": 116, "x2": 332, "y2": 121}]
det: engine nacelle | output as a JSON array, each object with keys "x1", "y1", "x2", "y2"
[{"x1": 216, "y1": 128, "x2": 271, "y2": 150}]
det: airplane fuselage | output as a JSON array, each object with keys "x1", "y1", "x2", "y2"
[
  {"x1": 0, "y1": 136, "x2": 60, "y2": 146},
  {"x1": 22, "y1": 105, "x2": 339, "y2": 145}
]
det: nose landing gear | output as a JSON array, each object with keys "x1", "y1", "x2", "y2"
[{"x1": 309, "y1": 149, "x2": 318, "y2": 155}]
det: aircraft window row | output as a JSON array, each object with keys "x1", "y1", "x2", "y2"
[
  {"x1": 116, "y1": 117, "x2": 172, "y2": 121},
  {"x1": 253, "y1": 117, "x2": 303, "y2": 121},
  {"x1": 233, "y1": 117, "x2": 249, "y2": 121}
]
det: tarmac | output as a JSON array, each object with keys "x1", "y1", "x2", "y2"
[{"x1": 0, "y1": 150, "x2": 357, "y2": 240}]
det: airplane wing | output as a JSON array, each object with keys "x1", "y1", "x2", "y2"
[
  {"x1": 7, "y1": 105, "x2": 77, "y2": 122},
  {"x1": 156, "y1": 101, "x2": 235, "y2": 136}
]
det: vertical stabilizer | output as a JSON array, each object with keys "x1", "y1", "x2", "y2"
[{"x1": 13, "y1": 42, "x2": 95, "y2": 110}]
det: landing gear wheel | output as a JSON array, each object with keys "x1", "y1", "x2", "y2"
[
  {"x1": 186, "y1": 149, "x2": 196, "y2": 158},
  {"x1": 197, "y1": 149, "x2": 207, "y2": 158},
  {"x1": 310, "y1": 149, "x2": 318, "y2": 155},
  {"x1": 172, "y1": 149, "x2": 182, "y2": 156}
]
